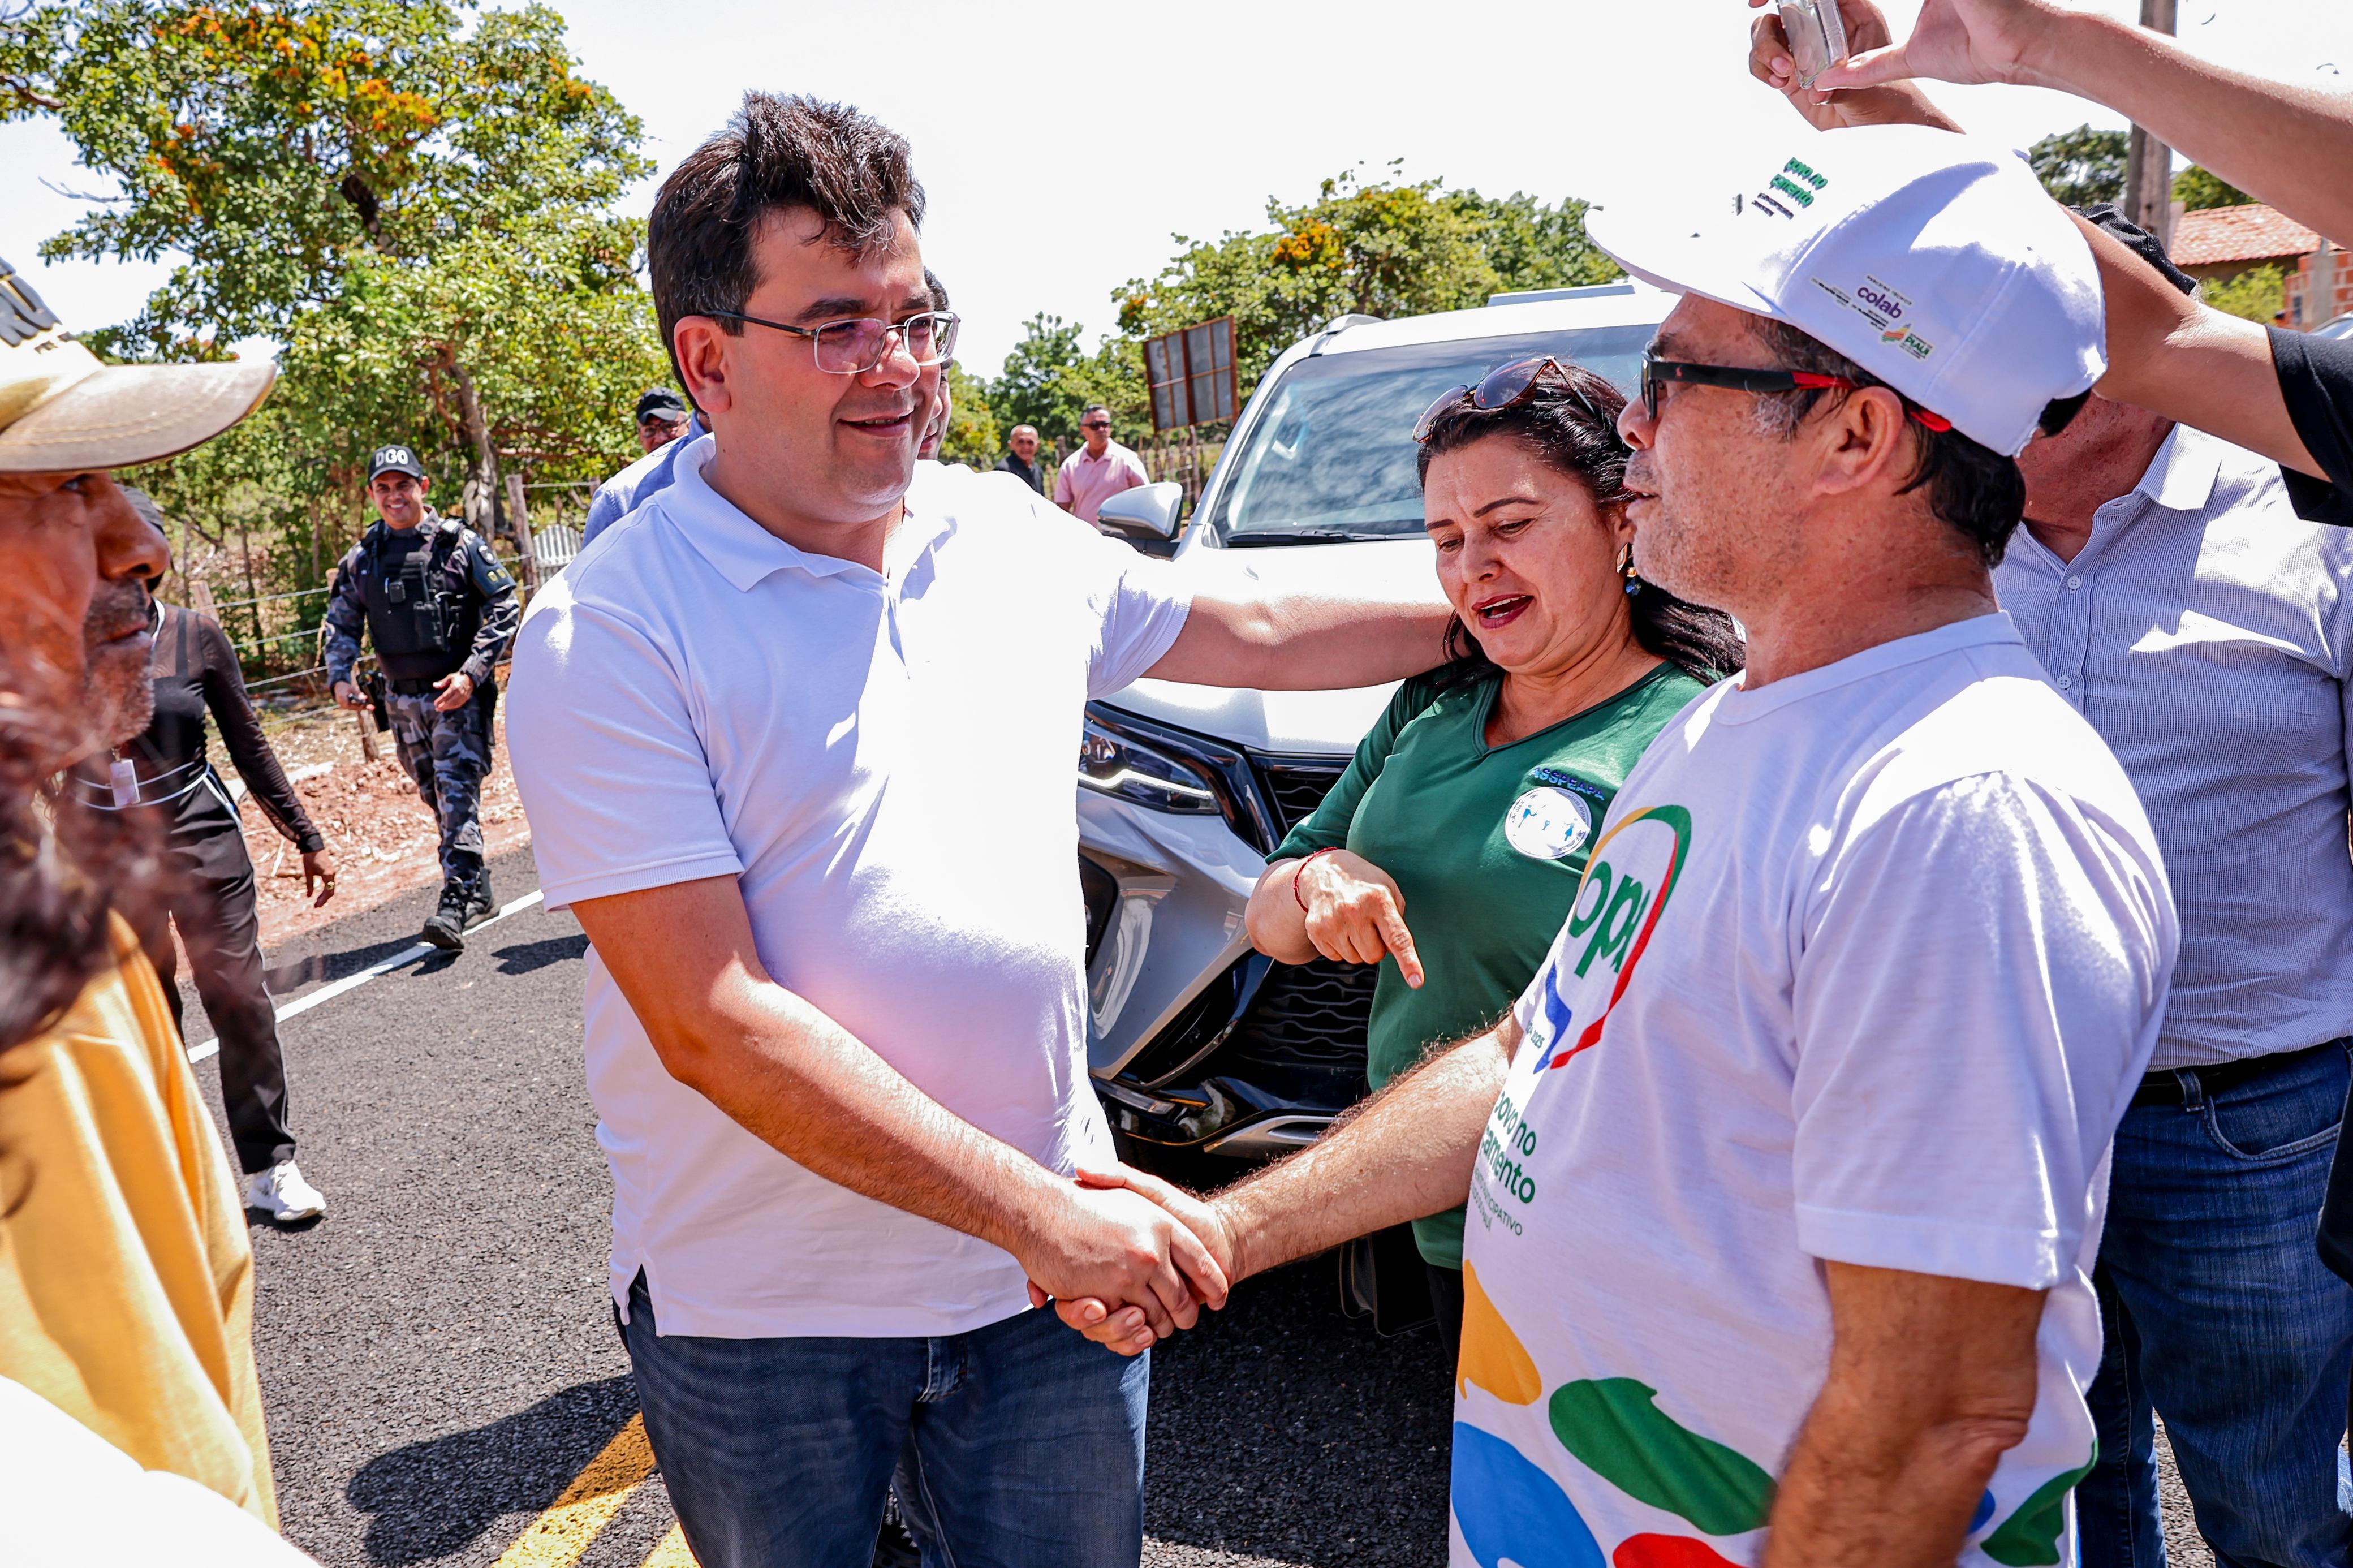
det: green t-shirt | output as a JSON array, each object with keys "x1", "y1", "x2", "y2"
[{"x1": 1273, "y1": 658, "x2": 1706, "y2": 1269}]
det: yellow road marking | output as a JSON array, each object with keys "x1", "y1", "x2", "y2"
[
  {"x1": 490, "y1": 1413, "x2": 658, "y2": 1568},
  {"x1": 639, "y1": 1522, "x2": 699, "y2": 1567}
]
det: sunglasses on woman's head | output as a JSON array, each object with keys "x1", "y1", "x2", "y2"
[{"x1": 1413, "y1": 356, "x2": 1609, "y2": 444}]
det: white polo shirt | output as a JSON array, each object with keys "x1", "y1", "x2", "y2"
[{"x1": 506, "y1": 440, "x2": 1193, "y2": 1338}]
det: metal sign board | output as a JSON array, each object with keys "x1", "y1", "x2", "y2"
[{"x1": 1145, "y1": 316, "x2": 1237, "y2": 432}]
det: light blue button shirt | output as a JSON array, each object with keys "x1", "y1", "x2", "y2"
[
  {"x1": 581, "y1": 414, "x2": 705, "y2": 545},
  {"x1": 1995, "y1": 424, "x2": 2353, "y2": 1068}
]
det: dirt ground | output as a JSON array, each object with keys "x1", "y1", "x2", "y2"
[{"x1": 232, "y1": 699, "x2": 531, "y2": 948}]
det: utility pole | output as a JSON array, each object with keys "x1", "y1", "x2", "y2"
[{"x1": 2122, "y1": 0, "x2": 2179, "y2": 244}]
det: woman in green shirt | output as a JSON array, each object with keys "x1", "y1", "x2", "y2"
[{"x1": 1243, "y1": 356, "x2": 1741, "y2": 1362}]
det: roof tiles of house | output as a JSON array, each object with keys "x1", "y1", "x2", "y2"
[{"x1": 2171, "y1": 204, "x2": 2324, "y2": 268}]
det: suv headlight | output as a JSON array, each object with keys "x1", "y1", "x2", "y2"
[{"x1": 1079, "y1": 716, "x2": 1221, "y2": 814}]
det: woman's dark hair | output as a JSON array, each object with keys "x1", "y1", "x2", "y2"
[
  {"x1": 1415, "y1": 363, "x2": 1744, "y2": 683},
  {"x1": 0, "y1": 698, "x2": 160, "y2": 1054}
]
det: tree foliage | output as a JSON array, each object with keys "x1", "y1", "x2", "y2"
[
  {"x1": 2028, "y1": 124, "x2": 2128, "y2": 209},
  {"x1": 937, "y1": 360, "x2": 1001, "y2": 469},
  {"x1": 2202, "y1": 262, "x2": 2285, "y2": 325},
  {"x1": 20, "y1": 0, "x2": 647, "y2": 346},
  {"x1": 1116, "y1": 163, "x2": 1618, "y2": 397},
  {"x1": 2173, "y1": 164, "x2": 2253, "y2": 212},
  {"x1": 2028, "y1": 123, "x2": 2253, "y2": 218},
  {"x1": 5, "y1": 0, "x2": 667, "y2": 630},
  {"x1": 965, "y1": 165, "x2": 1621, "y2": 458}
]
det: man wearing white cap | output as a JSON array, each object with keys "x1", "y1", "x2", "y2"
[{"x1": 1051, "y1": 126, "x2": 2178, "y2": 1568}]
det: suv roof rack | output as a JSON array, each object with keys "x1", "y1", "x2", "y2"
[{"x1": 1486, "y1": 282, "x2": 1638, "y2": 307}]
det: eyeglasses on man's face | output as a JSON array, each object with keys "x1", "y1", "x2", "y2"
[{"x1": 701, "y1": 308, "x2": 961, "y2": 376}]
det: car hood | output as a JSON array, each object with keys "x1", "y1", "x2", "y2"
[{"x1": 1101, "y1": 536, "x2": 1442, "y2": 755}]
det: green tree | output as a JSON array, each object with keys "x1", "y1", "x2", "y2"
[
  {"x1": 989, "y1": 313, "x2": 1093, "y2": 441},
  {"x1": 2173, "y1": 165, "x2": 2253, "y2": 211},
  {"x1": 6, "y1": 0, "x2": 663, "y2": 600},
  {"x1": 938, "y1": 360, "x2": 1001, "y2": 468},
  {"x1": 2203, "y1": 263, "x2": 2285, "y2": 324},
  {"x1": 1455, "y1": 188, "x2": 1620, "y2": 296},
  {"x1": 2028, "y1": 124, "x2": 2128, "y2": 209},
  {"x1": 1114, "y1": 165, "x2": 1619, "y2": 394}
]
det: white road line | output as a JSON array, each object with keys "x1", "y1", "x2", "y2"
[{"x1": 186, "y1": 889, "x2": 548, "y2": 1064}]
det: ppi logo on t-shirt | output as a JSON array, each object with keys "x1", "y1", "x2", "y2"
[{"x1": 1528, "y1": 804, "x2": 1691, "y2": 1073}]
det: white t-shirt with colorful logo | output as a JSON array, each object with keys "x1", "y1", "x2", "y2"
[{"x1": 1451, "y1": 615, "x2": 2177, "y2": 1568}]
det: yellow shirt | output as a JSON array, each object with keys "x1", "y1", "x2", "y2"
[{"x1": 0, "y1": 914, "x2": 277, "y2": 1526}]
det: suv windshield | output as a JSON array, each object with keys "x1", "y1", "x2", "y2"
[{"x1": 1200, "y1": 323, "x2": 1656, "y2": 544}]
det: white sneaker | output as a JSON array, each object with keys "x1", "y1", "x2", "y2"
[{"x1": 242, "y1": 1161, "x2": 326, "y2": 1222}]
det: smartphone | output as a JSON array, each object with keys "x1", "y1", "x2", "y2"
[{"x1": 1779, "y1": 0, "x2": 1849, "y2": 89}]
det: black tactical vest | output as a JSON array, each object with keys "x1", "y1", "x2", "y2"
[{"x1": 355, "y1": 521, "x2": 475, "y2": 679}]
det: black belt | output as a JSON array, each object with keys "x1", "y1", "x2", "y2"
[
  {"x1": 2131, "y1": 1039, "x2": 2343, "y2": 1109},
  {"x1": 387, "y1": 673, "x2": 462, "y2": 696}
]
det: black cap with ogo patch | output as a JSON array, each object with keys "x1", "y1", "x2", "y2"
[{"x1": 367, "y1": 444, "x2": 426, "y2": 482}]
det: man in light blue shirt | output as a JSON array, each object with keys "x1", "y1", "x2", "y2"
[
  {"x1": 581, "y1": 393, "x2": 703, "y2": 546},
  {"x1": 1995, "y1": 213, "x2": 2353, "y2": 1568}
]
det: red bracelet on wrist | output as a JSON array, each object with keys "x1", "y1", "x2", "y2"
[{"x1": 1292, "y1": 847, "x2": 1341, "y2": 913}]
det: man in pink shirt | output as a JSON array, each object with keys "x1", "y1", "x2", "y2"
[{"x1": 1053, "y1": 404, "x2": 1150, "y2": 523}]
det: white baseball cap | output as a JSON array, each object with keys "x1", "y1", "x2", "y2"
[
  {"x1": 0, "y1": 255, "x2": 275, "y2": 473},
  {"x1": 1585, "y1": 124, "x2": 2104, "y2": 456}
]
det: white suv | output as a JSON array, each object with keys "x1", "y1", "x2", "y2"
[{"x1": 1078, "y1": 281, "x2": 1671, "y2": 1159}]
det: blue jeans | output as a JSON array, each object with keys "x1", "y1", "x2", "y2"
[
  {"x1": 2078, "y1": 1041, "x2": 2353, "y2": 1568},
  {"x1": 621, "y1": 1273, "x2": 1150, "y2": 1568}
]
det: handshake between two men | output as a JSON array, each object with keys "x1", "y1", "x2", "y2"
[{"x1": 1025, "y1": 1015, "x2": 1518, "y2": 1357}]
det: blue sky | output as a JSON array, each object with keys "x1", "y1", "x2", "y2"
[{"x1": 4, "y1": 0, "x2": 2346, "y2": 377}]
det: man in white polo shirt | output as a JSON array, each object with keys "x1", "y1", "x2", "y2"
[
  {"x1": 1056, "y1": 126, "x2": 2179, "y2": 1568},
  {"x1": 505, "y1": 93, "x2": 1449, "y2": 1568}
]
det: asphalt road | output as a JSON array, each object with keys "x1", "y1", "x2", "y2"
[{"x1": 181, "y1": 843, "x2": 2210, "y2": 1568}]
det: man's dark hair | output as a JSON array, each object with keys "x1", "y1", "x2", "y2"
[
  {"x1": 924, "y1": 268, "x2": 947, "y2": 313},
  {"x1": 1083, "y1": 404, "x2": 1111, "y2": 423},
  {"x1": 647, "y1": 93, "x2": 926, "y2": 378},
  {"x1": 1416, "y1": 363, "x2": 1744, "y2": 683},
  {"x1": 1749, "y1": 318, "x2": 2037, "y2": 568}
]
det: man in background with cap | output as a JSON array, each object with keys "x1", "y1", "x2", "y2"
[
  {"x1": 325, "y1": 444, "x2": 519, "y2": 950},
  {"x1": 583, "y1": 393, "x2": 705, "y2": 548},
  {"x1": 634, "y1": 387, "x2": 692, "y2": 455},
  {"x1": 1053, "y1": 126, "x2": 2175, "y2": 1568}
]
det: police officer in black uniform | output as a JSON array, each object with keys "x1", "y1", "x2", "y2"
[{"x1": 325, "y1": 445, "x2": 519, "y2": 950}]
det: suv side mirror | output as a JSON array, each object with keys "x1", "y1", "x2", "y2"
[{"x1": 1093, "y1": 482, "x2": 1185, "y2": 554}]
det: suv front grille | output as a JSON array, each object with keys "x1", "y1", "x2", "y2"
[
  {"x1": 1256, "y1": 759, "x2": 1347, "y2": 838},
  {"x1": 1222, "y1": 957, "x2": 1377, "y2": 1075}
]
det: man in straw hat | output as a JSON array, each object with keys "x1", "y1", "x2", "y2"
[{"x1": 0, "y1": 251, "x2": 292, "y2": 1533}]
